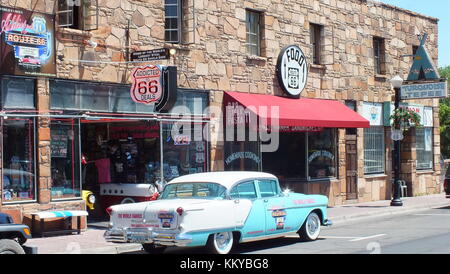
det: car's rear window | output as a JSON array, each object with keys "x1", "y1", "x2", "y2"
[
  {"x1": 446, "y1": 166, "x2": 450, "y2": 176},
  {"x1": 160, "y1": 182, "x2": 227, "y2": 200}
]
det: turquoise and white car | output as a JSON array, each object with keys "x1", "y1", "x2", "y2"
[{"x1": 104, "y1": 172, "x2": 332, "y2": 254}]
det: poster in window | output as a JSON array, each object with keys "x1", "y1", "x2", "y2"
[
  {"x1": 0, "y1": 6, "x2": 56, "y2": 77},
  {"x1": 51, "y1": 128, "x2": 69, "y2": 158}
]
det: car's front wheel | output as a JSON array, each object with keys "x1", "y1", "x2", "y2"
[
  {"x1": 0, "y1": 239, "x2": 25, "y2": 254},
  {"x1": 299, "y1": 212, "x2": 321, "y2": 241},
  {"x1": 206, "y1": 231, "x2": 235, "y2": 254},
  {"x1": 142, "y1": 243, "x2": 166, "y2": 254}
]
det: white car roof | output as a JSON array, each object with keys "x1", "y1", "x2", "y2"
[{"x1": 167, "y1": 171, "x2": 278, "y2": 189}]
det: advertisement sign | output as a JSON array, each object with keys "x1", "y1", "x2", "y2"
[
  {"x1": 276, "y1": 45, "x2": 308, "y2": 98},
  {"x1": 400, "y1": 81, "x2": 448, "y2": 100},
  {"x1": 130, "y1": 65, "x2": 162, "y2": 105},
  {"x1": 361, "y1": 102, "x2": 383, "y2": 126},
  {"x1": 383, "y1": 102, "x2": 433, "y2": 127},
  {"x1": 0, "y1": 6, "x2": 56, "y2": 77},
  {"x1": 131, "y1": 48, "x2": 169, "y2": 62}
]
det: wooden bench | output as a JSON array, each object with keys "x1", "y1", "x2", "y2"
[{"x1": 30, "y1": 211, "x2": 88, "y2": 237}]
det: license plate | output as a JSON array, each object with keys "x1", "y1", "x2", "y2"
[{"x1": 129, "y1": 233, "x2": 149, "y2": 243}]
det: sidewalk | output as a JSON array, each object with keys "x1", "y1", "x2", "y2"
[
  {"x1": 328, "y1": 194, "x2": 450, "y2": 225},
  {"x1": 26, "y1": 194, "x2": 450, "y2": 254}
]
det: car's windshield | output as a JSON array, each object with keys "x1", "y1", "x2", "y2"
[{"x1": 160, "y1": 182, "x2": 227, "y2": 200}]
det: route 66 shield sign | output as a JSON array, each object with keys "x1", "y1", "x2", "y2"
[{"x1": 130, "y1": 65, "x2": 162, "y2": 105}]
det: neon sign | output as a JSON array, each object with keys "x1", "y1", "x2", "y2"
[{"x1": 0, "y1": 6, "x2": 55, "y2": 77}]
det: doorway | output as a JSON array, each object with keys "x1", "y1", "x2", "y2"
[{"x1": 345, "y1": 134, "x2": 358, "y2": 200}]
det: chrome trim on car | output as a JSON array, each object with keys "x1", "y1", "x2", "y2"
[{"x1": 104, "y1": 227, "x2": 192, "y2": 246}]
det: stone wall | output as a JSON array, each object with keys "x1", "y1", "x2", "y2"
[{"x1": 0, "y1": 0, "x2": 442, "y2": 208}]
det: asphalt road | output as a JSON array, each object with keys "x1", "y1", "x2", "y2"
[{"x1": 123, "y1": 205, "x2": 450, "y2": 254}]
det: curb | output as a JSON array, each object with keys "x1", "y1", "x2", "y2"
[{"x1": 329, "y1": 200, "x2": 450, "y2": 225}]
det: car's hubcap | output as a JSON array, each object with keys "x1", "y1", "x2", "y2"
[
  {"x1": 214, "y1": 232, "x2": 232, "y2": 252},
  {"x1": 307, "y1": 214, "x2": 320, "y2": 238}
]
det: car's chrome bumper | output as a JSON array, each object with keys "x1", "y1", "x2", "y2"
[{"x1": 104, "y1": 228, "x2": 192, "y2": 246}]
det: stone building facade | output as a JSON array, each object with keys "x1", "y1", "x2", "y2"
[{"x1": 0, "y1": 0, "x2": 442, "y2": 227}]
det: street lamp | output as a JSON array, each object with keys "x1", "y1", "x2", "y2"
[{"x1": 390, "y1": 75, "x2": 404, "y2": 207}]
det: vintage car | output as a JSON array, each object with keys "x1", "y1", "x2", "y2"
[{"x1": 104, "y1": 172, "x2": 332, "y2": 254}]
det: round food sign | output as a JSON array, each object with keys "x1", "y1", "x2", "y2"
[
  {"x1": 276, "y1": 45, "x2": 308, "y2": 98},
  {"x1": 130, "y1": 65, "x2": 162, "y2": 105}
]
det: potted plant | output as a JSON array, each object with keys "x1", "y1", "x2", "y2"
[{"x1": 390, "y1": 108, "x2": 422, "y2": 132}]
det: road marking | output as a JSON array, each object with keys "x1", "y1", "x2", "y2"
[
  {"x1": 319, "y1": 236, "x2": 358, "y2": 239},
  {"x1": 413, "y1": 214, "x2": 450, "y2": 216},
  {"x1": 349, "y1": 234, "x2": 386, "y2": 242}
]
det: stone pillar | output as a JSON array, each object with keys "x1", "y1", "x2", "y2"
[{"x1": 36, "y1": 78, "x2": 52, "y2": 204}]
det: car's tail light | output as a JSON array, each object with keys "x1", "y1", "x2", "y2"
[
  {"x1": 176, "y1": 207, "x2": 184, "y2": 216},
  {"x1": 445, "y1": 179, "x2": 449, "y2": 190},
  {"x1": 106, "y1": 207, "x2": 113, "y2": 216}
]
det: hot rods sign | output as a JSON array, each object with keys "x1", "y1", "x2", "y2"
[
  {"x1": 0, "y1": 6, "x2": 56, "y2": 77},
  {"x1": 130, "y1": 65, "x2": 163, "y2": 105}
]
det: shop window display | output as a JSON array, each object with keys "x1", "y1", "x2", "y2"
[
  {"x1": 81, "y1": 121, "x2": 162, "y2": 189},
  {"x1": 162, "y1": 122, "x2": 208, "y2": 181},
  {"x1": 224, "y1": 141, "x2": 260, "y2": 172},
  {"x1": 2, "y1": 118, "x2": 36, "y2": 203},
  {"x1": 50, "y1": 119, "x2": 81, "y2": 200},
  {"x1": 308, "y1": 129, "x2": 337, "y2": 179}
]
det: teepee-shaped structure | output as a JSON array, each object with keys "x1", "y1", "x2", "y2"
[{"x1": 407, "y1": 33, "x2": 441, "y2": 81}]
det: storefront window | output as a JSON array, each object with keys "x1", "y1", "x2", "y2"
[
  {"x1": 416, "y1": 127, "x2": 433, "y2": 170},
  {"x1": 364, "y1": 126, "x2": 385, "y2": 174},
  {"x1": 50, "y1": 80, "x2": 154, "y2": 114},
  {"x1": 224, "y1": 141, "x2": 260, "y2": 171},
  {"x1": 308, "y1": 129, "x2": 337, "y2": 180},
  {"x1": 171, "y1": 89, "x2": 209, "y2": 115},
  {"x1": 262, "y1": 133, "x2": 307, "y2": 180},
  {"x1": 81, "y1": 121, "x2": 161, "y2": 187},
  {"x1": 1, "y1": 77, "x2": 35, "y2": 109},
  {"x1": 162, "y1": 122, "x2": 209, "y2": 181},
  {"x1": 50, "y1": 119, "x2": 81, "y2": 200},
  {"x1": 2, "y1": 117, "x2": 36, "y2": 203}
]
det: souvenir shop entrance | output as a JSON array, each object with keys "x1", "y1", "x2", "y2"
[{"x1": 80, "y1": 118, "x2": 209, "y2": 218}]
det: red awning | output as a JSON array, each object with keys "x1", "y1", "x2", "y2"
[{"x1": 224, "y1": 91, "x2": 369, "y2": 128}]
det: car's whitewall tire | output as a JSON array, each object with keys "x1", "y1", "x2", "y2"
[
  {"x1": 207, "y1": 231, "x2": 235, "y2": 254},
  {"x1": 299, "y1": 212, "x2": 321, "y2": 241}
]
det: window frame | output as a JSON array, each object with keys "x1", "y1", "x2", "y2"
[
  {"x1": 245, "y1": 9, "x2": 262, "y2": 56},
  {"x1": 373, "y1": 37, "x2": 386, "y2": 75},
  {"x1": 50, "y1": 118, "x2": 82, "y2": 202},
  {"x1": 416, "y1": 127, "x2": 433, "y2": 171},
  {"x1": 164, "y1": 0, "x2": 183, "y2": 44},
  {"x1": 56, "y1": 0, "x2": 99, "y2": 31},
  {"x1": 256, "y1": 179, "x2": 281, "y2": 198},
  {"x1": 364, "y1": 126, "x2": 386, "y2": 175},
  {"x1": 310, "y1": 23, "x2": 323, "y2": 65},
  {"x1": 1, "y1": 116, "x2": 38, "y2": 205},
  {"x1": 229, "y1": 180, "x2": 258, "y2": 200}
]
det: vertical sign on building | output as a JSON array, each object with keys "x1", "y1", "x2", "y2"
[
  {"x1": 0, "y1": 6, "x2": 56, "y2": 77},
  {"x1": 276, "y1": 45, "x2": 308, "y2": 98}
]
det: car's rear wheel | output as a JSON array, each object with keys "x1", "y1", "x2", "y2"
[
  {"x1": 206, "y1": 231, "x2": 235, "y2": 254},
  {"x1": 299, "y1": 212, "x2": 321, "y2": 241},
  {"x1": 142, "y1": 243, "x2": 166, "y2": 254},
  {"x1": 0, "y1": 239, "x2": 25, "y2": 254}
]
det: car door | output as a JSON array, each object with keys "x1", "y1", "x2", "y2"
[
  {"x1": 256, "y1": 179, "x2": 292, "y2": 235},
  {"x1": 230, "y1": 180, "x2": 266, "y2": 239}
]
